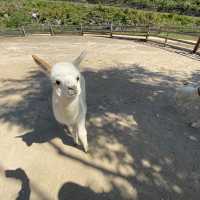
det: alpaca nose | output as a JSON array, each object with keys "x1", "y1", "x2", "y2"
[{"x1": 68, "y1": 86, "x2": 76, "y2": 91}]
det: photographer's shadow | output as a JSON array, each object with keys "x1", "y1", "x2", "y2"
[
  {"x1": 58, "y1": 182, "x2": 121, "y2": 200},
  {"x1": 5, "y1": 168, "x2": 30, "y2": 200}
]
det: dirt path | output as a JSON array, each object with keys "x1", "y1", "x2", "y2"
[{"x1": 0, "y1": 35, "x2": 200, "y2": 200}]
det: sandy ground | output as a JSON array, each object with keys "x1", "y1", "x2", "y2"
[{"x1": 0, "y1": 35, "x2": 200, "y2": 200}]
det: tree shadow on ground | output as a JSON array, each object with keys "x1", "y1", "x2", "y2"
[
  {"x1": 1, "y1": 64, "x2": 200, "y2": 199},
  {"x1": 83, "y1": 66, "x2": 200, "y2": 200}
]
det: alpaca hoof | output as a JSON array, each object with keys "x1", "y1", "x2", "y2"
[
  {"x1": 73, "y1": 142, "x2": 78, "y2": 147},
  {"x1": 83, "y1": 145, "x2": 89, "y2": 153},
  {"x1": 75, "y1": 139, "x2": 80, "y2": 146}
]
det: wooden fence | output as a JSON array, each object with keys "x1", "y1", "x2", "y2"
[{"x1": 0, "y1": 24, "x2": 200, "y2": 54}]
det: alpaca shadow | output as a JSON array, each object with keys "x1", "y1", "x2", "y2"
[
  {"x1": 15, "y1": 101, "x2": 76, "y2": 148},
  {"x1": 17, "y1": 124, "x2": 75, "y2": 147},
  {"x1": 0, "y1": 70, "x2": 75, "y2": 147},
  {"x1": 5, "y1": 168, "x2": 30, "y2": 200}
]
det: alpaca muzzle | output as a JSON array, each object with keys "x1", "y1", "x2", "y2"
[{"x1": 67, "y1": 86, "x2": 78, "y2": 96}]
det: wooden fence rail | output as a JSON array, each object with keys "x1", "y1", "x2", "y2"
[{"x1": 0, "y1": 24, "x2": 200, "y2": 54}]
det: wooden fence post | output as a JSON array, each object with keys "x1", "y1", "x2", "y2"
[
  {"x1": 49, "y1": 23, "x2": 54, "y2": 36},
  {"x1": 81, "y1": 24, "x2": 83, "y2": 35},
  {"x1": 21, "y1": 26, "x2": 26, "y2": 36},
  {"x1": 110, "y1": 23, "x2": 113, "y2": 38},
  {"x1": 192, "y1": 36, "x2": 200, "y2": 54},
  {"x1": 145, "y1": 25, "x2": 150, "y2": 41},
  {"x1": 164, "y1": 28, "x2": 169, "y2": 47}
]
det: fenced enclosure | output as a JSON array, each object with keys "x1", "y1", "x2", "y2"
[
  {"x1": 0, "y1": 24, "x2": 200, "y2": 54},
  {"x1": 1, "y1": 20, "x2": 200, "y2": 200}
]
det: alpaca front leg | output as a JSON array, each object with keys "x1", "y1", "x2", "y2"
[
  {"x1": 77, "y1": 120, "x2": 88, "y2": 152},
  {"x1": 63, "y1": 125, "x2": 74, "y2": 138},
  {"x1": 72, "y1": 126, "x2": 80, "y2": 145}
]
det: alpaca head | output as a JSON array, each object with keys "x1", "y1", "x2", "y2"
[{"x1": 32, "y1": 51, "x2": 86, "y2": 98}]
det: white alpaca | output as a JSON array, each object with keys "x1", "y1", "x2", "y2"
[{"x1": 32, "y1": 52, "x2": 88, "y2": 152}]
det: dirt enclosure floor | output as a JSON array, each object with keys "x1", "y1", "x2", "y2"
[{"x1": 0, "y1": 35, "x2": 200, "y2": 200}]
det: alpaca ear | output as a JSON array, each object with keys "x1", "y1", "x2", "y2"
[
  {"x1": 73, "y1": 51, "x2": 87, "y2": 69},
  {"x1": 32, "y1": 55, "x2": 53, "y2": 73}
]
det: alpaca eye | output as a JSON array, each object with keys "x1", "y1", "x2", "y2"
[
  {"x1": 76, "y1": 76, "x2": 80, "y2": 81},
  {"x1": 56, "y1": 80, "x2": 60, "y2": 85}
]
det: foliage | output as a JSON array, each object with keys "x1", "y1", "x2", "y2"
[
  {"x1": 64, "y1": 0, "x2": 200, "y2": 17},
  {"x1": 0, "y1": 0, "x2": 199, "y2": 28}
]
